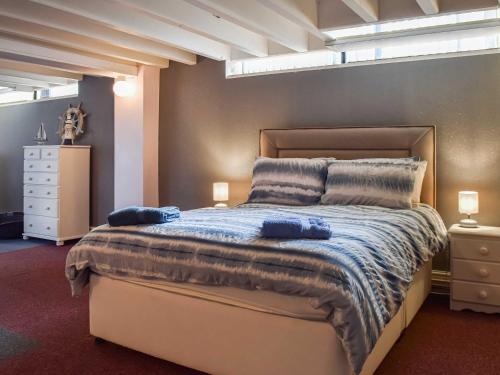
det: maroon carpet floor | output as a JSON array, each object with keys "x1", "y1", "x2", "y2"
[{"x1": 0, "y1": 245, "x2": 499, "y2": 375}]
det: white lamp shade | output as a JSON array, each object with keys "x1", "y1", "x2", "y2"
[
  {"x1": 113, "y1": 76, "x2": 136, "y2": 97},
  {"x1": 213, "y1": 182, "x2": 229, "y2": 202},
  {"x1": 458, "y1": 191, "x2": 479, "y2": 215}
]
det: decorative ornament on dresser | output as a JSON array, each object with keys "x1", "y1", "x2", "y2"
[
  {"x1": 23, "y1": 145, "x2": 91, "y2": 246},
  {"x1": 57, "y1": 103, "x2": 87, "y2": 145},
  {"x1": 34, "y1": 122, "x2": 48, "y2": 145}
]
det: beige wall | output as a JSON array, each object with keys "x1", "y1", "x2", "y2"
[{"x1": 159, "y1": 54, "x2": 500, "y2": 270}]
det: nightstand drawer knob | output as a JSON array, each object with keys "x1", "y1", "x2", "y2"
[
  {"x1": 46, "y1": 207, "x2": 50, "y2": 211},
  {"x1": 46, "y1": 226, "x2": 51, "y2": 230},
  {"x1": 478, "y1": 290, "x2": 488, "y2": 300},
  {"x1": 478, "y1": 268, "x2": 489, "y2": 278},
  {"x1": 479, "y1": 247, "x2": 489, "y2": 255},
  {"x1": 29, "y1": 190, "x2": 33, "y2": 193}
]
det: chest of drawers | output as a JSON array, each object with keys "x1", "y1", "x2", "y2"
[
  {"x1": 22, "y1": 145, "x2": 90, "y2": 246},
  {"x1": 449, "y1": 224, "x2": 500, "y2": 313}
]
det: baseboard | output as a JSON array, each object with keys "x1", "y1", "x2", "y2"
[{"x1": 431, "y1": 269, "x2": 450, "y2": 294}]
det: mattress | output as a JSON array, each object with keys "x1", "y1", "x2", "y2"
[{"x1": 110, "y1": 274, "x2": 330, "y2": 320}]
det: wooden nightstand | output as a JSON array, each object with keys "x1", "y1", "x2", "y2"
[{"x1": 449, "y1": 224, "x2": 500, "y2": 313}]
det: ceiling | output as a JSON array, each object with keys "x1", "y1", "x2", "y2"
[{"x1": 0, "y1": 0, "x2": 497, "y2": 89}]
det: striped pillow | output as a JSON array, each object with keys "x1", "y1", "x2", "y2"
[
  {"x1": 247, "y1": 157, "x2": 328, "y2": 206},
  {"x1": 321, "y1": 158, "x2": 427, "y2": 209}
]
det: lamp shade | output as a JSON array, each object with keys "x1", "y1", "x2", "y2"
[
  {"x1": 213, "y1": 182, "x2": 229, "y2": 202},
  {"x1": 458, "y1": 191, "x2": 479, "y2": 215}
]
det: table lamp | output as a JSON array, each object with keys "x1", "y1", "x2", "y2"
[
  {"x1": 213, "y1": 182, "x2": 229, "y2": 208},
  {"x1": 458, "y1": 191, "x2": 479, "y2": 228}
]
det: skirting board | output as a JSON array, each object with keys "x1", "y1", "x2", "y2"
[{"x1": 432, "y1": 270, "x2": 450, "y2": 294}]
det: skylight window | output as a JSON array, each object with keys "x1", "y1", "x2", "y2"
[
  {"x1": 0, "y1": 82, "x2": 78, "y2": 105},
  {"x1": 226, "y1": 8, "x2": 500, "y2": 78}
]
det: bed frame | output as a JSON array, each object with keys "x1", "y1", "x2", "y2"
[{"x1": 90, "y1": 126, "x2": 436, "y2": 375}]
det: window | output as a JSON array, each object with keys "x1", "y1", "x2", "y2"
[
  {"x1": 0, "y1": 82, "x2": 78, "y2": 105},
  {"x1": 226, "y1": 8, "x2": 500, "y2": 78}
]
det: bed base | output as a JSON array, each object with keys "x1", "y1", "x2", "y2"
[{"x1": 89, "y1": 261, "x2": 431, "y2": 375}]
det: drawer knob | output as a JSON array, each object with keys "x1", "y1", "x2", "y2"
[
  {"x1": 29, "y1": 224, "x2": 33, "y2": 227},
  {"x1": 46, "y1": 207, "x2": 50, "y2": 211},
  {"x1": 478, "y1": 268, "x2": 489, "y2": 278},
  {"x1": 47, "y1": 192, "x2": 51, "y2": 195},
  {"x1": 28, "y1": 205, "x2": 33, "y2": 208},
  {"x1": 46, "y1": 226, "x2": 51, "y2": 230},
  {"x1": 29, "y1": 177, "x2": 33, "y2": 181},
  {"x1": 46, "y1": 178, "x2": 51, "y2": 182},
  {"x1": 478, "y1": 290, "x2": 488, "y2": 300},
  {"x1": 479, "y1": 247, "x2": 489, "y2": 255},
  {"x1": 47, "y1": 152, "x2": 52, "y2": 156},
  {"x1": 29, "y1": 190, "x2": 33, "y2": 193},
  {"x1": 46, "y1": 165, "x2": 51, "y2": 169},
  {"x1": 29, "y1": 165, "x2": 33, "y2": 168}
]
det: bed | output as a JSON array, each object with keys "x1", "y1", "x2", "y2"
[{"x1": 67, "y1": 126, "x2": 446, "y2": 375}]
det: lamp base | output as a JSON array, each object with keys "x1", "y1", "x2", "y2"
[
  {"x1": 459, "y1": 218, "x2": 478, "y2": 228},
  {"x1": 214, "y1": 202, "x2": 228, "y2": 208}
]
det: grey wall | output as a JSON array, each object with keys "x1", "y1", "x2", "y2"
[
  {"x1": 0, "y1": 76, "x2": 114, "y2": 226},
  {"x1": 159, "y1": 54, "x2": 500, "y2": 270}
]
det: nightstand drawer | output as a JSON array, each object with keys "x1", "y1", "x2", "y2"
[
  {"x1": 24, "y1": 172, "x2": 59, "y2": 185},
  {"x1": 24, "y1": 148, "x2": 41, "y2": 160},
  {"x1": 24, "y1": 160, "x2": 58, "y2": 173},
  {"x1": 452, "y1": 259, "x2": 500, "y2": 285},
  {"x1": 24, "y1": 215, "x2": 59, "y2": 237},
  {"x1": 24, "y1": 197, "x2": 59, "y2": 218},
  {"x1": 452, "y1": 238, "x2": 500, "y2": 262},
  {"x1": 24, "y1": 184, "x2": 59, "y2": 199},
  {"x1": 41, "y1": 148, "x2": 59, "y2": 160},
  {"x1": 452, "y1": 280, "x2": 500, "y2": 307}
]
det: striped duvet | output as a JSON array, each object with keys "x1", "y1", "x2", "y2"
[{"x1": 66, "y1": 204, "x2": 447, "y2": 374}]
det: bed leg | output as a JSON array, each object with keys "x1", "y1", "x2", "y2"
[{"x1": 94, "y1": 337, "x2": 106, "y2": 344}]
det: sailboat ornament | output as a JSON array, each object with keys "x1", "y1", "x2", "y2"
[{"x1": 34, "y1": 122, "x2": 48, "y2": 145}]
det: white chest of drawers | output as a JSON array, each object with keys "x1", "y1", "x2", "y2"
[
  {"x1": 449, "y1": 224, "x2": 500, "y2": 313},
  {"x1": 23, "y1": 145, "x2": 91, "y2": 246}
]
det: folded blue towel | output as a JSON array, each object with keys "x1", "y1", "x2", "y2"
[
  {"x1": 261, "y1": 216, "x2": 331, "y2": 239},
  {"x1": 108, "y1": 206, "x2": 180, "y2": 227}
]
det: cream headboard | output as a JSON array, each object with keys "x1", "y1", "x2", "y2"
[{"x1": 259, "y1": 126, "x2": 436, "y2": 207}]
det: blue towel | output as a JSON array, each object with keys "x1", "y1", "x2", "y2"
[
  {"x1": 108, "y1": 206, "x2": 180, "y2": 227},
  {"x1": 261, "y1": 216, "x2": 332, "y2": 239}
]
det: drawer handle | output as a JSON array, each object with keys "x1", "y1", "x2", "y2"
[
  {"x1": 47, "y1": 192, "x2": 51, "y2": 195},
  {"x1": 29, "y1": 224, "x2": 33, "y2": 227},
  {"x1": 28, "y1": 205, "x2": 33, "y2": 208},
  {"x1": 46, "y1": 207, "x2": 51, "y2": 211},
  {"x1": 29, "y1": 190, "x2": 33, "y2": 194},
  {"x1": 46, "y1": 178, "x2": 51, "y2": 182},
  {"x1": 29, "y1": 152, "x2": 34, "y2": 156},
  {"x1": 46, "y1": 226, "x2": 51, "y2": 230},
  {"x1": 46, "y1": 165, "x2": 51, "y2": 169},
  {"x1": 29, "y1": 177, "x2": 33, "y2": 181},
  {"x1": 479, "y1": 247, "x2": 489, "y2": 255},
  {"x1": 29, "y1": 164, "x2": 33, "y2": 168},
  {"x1": 478, "y1": 268, "x2": 489, "y2": 278},
  {"x1": 47, "y1": 152, "x2": 52, "y2": 156},
  {"x1": 478, "y1": 290, "x2": 488, "y2": 300}
]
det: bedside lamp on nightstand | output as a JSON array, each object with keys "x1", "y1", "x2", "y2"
[
  {"x1": 459, "y1": 191, "x2": 479, "y2": 228},
  {"x1": 213, "y1": 182, "x2": 229, "y2": 208}
]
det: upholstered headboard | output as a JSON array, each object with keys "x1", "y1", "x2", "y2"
[{"x1": 259, "y1": 126, "x2": 436, "y2": 207}]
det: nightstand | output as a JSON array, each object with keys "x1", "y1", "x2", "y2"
[{"x1": 449, "y1": 224, "x2": 500, "y2": 313}]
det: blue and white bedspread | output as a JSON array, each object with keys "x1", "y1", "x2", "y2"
[{"x1": 66, "y1": 204, "x2": 448, "y2": 374}]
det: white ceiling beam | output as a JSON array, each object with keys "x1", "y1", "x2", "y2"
[
  {"x1": 0, "y1": 58, "x2": 82, "y2": 81},
  {"x1": 0, "y1": 15, "x2": 169, "y2": 68},
  {"x1": 341, "y1": 0, "x2": 379, "y2": 22},
  {"x1": 0, "y1": 69, "x2": 75, "y2": 86},
  {"x1": 33, "y1": 0, "x2": 230, "y2": 60},
  {"x1": 257, "y1": 0, "x2": 324, "y2": 39},
  {"x1": 0, "y1": 35, "x2": 138, "y2": 76},
  {"x1": 416, "y1": 0, "x2": 440, "y2": 15},
  {"x1": 186, "y1": 0, "x2": 310, "y2": 52},
  {"x1": 0, "y1": 74, "x2": 52, "y2": 88},
  {"x1": 115, "y1": 0, "x2": 268, "y2": 58},
  {"x1": 0, "y1": 0, "x2": 195, "y2": 65}
]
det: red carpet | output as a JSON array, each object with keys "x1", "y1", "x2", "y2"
[{"x1": 0, "y1": 244, "x2": 499, "y2": 375}]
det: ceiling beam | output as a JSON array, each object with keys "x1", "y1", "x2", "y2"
[
  {"x1": 116, "y1": 0, "x2": 268, "y2": 57},
  {"x1": 0, "y1": 0, "x2": 195, "y2": 65},
  {"x1": 257, "y1": 0, "x2": 324, "y2": 39},
  {"x1": 0, "y1": 69, "x2": 75, "y2": 86},
  {"x1": 0, "y1": 34, "x2": 138, "y2": 76},
  {"x1": 416, "y1": 0, "x2": 440, "y2": 15},
  {"x1": 33, "y1": 0, "x2": 230, "y2": 60},
  {"x1": 186, "y1": 0, "x2": 310, "y2": 52},
  {"x1": 0, "y1": 58, "x2": 82, "y2": 81},
  {"x1": 0, "y1": 15, "x2": 169, "y2": 68},
  {"x1": 0, "y1": 74, "x2": 52, "y2": 88},
  {"x1": 341, "y1": 0, "x2": 379, "y2": 22}
]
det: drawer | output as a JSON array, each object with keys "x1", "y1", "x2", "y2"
[
  {"x1": 452, "y1": 238, "x2": 500, "y2": 263},
  {"x1": 24, "y1": 172, "x2": 59, "y2": 185},
  {"x1": 24, "y1": 184, "x2": 59, "y2": 199},
  {"x1": 24, "y1": 215, "x2": 59, "y2": 238},
  {"x1": 452, "y1": 259, "x2": 500, "y2": 285},
  {"x1": 24, "y1": 160, "x2": 58, "y2": 173},
  {"x1": 41, "y1": 148, "x2": 59, "y2": 160},
  {"x1": 24, "y1": 197, "x2": 59, "y2": 218},
  {"x1": 452, "y1": 280, "x2": 500, "y2": 307},
  {"x1": 24, "y1": 148, "x2": 41, "y2": 160}
]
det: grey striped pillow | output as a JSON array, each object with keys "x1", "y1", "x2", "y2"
[
  {"x1": 247, "y1": 157, "x2": 328, "y2": 206},
  {"x1": 321, "y1": 158, "x2": 427, "y2": 209}
]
